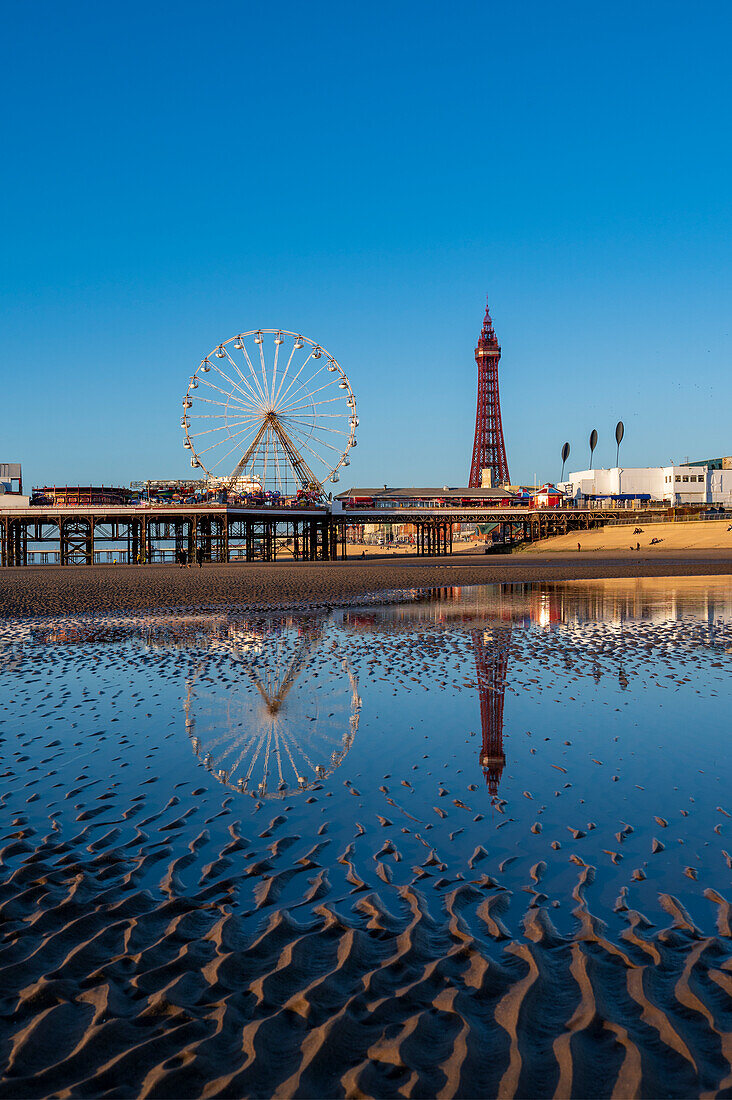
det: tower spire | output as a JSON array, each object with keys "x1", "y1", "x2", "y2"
[
  {"x1": 469, "y1": 298, "x2": 510, "y2": 487},
  {"x1": 480, "y1": 298, "x2": 497, "y2": 342}
]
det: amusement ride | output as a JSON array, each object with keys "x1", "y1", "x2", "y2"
[{"x1": 182, "y1": 329, "x2": 358, "y2": 498}]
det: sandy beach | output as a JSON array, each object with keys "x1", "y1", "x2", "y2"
[
  {"x1": 1, "y1": 570, "x2": 731, "y2": 1098},
  {"x1": 530, "y1": 517, "x2": 732, "y2": 554},
  {"x1": 0, "y1": 549, "x2": 731, "y2": 617},
  {"x1": 0, "y1": 581, "x2": 730, "y2": 1098}
]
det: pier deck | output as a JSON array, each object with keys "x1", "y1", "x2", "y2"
[{"x1": 0, "y1": 503, "x2": 671, "y2": 565}]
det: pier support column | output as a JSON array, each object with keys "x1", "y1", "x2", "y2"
[{"x1": 188, "y1": 516, "x2": 196, "y2": 562}]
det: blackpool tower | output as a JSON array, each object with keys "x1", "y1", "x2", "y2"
[{"x1": 469, "y1": 300, "x2": 510, "y2": 487}]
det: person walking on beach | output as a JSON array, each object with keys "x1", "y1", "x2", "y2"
[
  {"x1": 196, "y1": 547, "x2": 203, "y2": 568},
  {"x1": 577, "y1": 542, "x2": 581, "y2": 552}
]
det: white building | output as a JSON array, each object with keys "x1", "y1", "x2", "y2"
[
  {"x1": 559, "y1": 465, "x2": 732, "y2": 507},
  {"x1": 207, "y1": 474, "x2": 262, "y2": 494},
  {"x1": 0, "y1": 463, "x2": 30, "y2": 509}
]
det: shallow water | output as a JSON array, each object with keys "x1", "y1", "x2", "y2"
[{"x1": 1, "y1": 578, "x2": 731, "y2": 1098}]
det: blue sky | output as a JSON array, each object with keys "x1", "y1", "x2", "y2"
[{"x1": 2, "y1": 0, "x2": 730, "y2": 490}]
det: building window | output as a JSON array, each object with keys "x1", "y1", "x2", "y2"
[
  {"x1": 675, "y1": 475, "x2": 681, "y2": 482},
  {"x1": 683, "y1": 476, "x2": 689, "y2": 483}
]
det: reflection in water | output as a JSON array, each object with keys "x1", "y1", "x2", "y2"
[
  {"x1": 472, "y1": 627, "x2": 510, "y2": 795},
  {"x1": 0, "y1": 578, "x2": 731, "y2": 1097},
  {"x1": 183, "y1": 620, "x2": 361, "y2": 798}
]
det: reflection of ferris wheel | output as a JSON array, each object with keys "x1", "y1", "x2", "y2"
[
  {"x1": 184, "y1": 627, "x2": 361, "y2": 799},
  {"x1": 181, "y1": 330, "x2": 358, "y2": 495}
]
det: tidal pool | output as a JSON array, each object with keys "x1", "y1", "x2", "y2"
[{"x1": 0, "y1": 578, "x2": 730, "y2": 1098}]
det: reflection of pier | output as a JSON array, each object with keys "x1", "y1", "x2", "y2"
[{"x1": 472, "y1": 628, "x2": 510, "y2": 795}]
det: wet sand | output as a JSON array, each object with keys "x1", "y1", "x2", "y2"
[
  {"x1": 1, "y1": 580, "x2": 731, "y2": 1098},
  {"x1": 1, "y1": 550, "x2": 732, "y2": 617}
]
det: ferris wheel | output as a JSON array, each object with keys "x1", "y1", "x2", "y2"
[
  {"x1": 183, "y1": 623, "x2": 361, "y2": 799},
  {"x1": 181, "y1": 329, "x2": 358, "y2": 496}
]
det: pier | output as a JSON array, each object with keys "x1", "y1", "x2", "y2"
[{"x1": 0, "y1": 502, "x2": 671, "y2": 566}]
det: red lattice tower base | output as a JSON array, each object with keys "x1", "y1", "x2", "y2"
[
  {"x1": 469, "y1": 300, "x2": 510, "y2": 487},
  {"x1": 472, "y1": 628, "x2": 509, "y2": 797}
]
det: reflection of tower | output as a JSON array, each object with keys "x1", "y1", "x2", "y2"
[
  {"x1": 472, "y1": 628, "x2": 510, "y2": 795},
  {"x1": 469, "y1": 300, "x2": 510, "y2": 487}
]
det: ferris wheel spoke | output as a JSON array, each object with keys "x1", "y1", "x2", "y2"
[
  {"x1": 270, "y1": 339, "x2": 282, "y2": 408},
  {"x1": 224, "y1": 343, "x2": 269, "y2": 404},
  {"x1": 223, "y1": 345, "x2": 270, "y2": 408},
  {"x1": 189, "y1": 411, "x2": 256, "y2": 421},
  {"x1": 227, "y1": 733, "x2": 266, "y2": 784},
  {"x1": 237, "y1": 340, "x2": 269, "y2": 409},
  {"x1": 271, "y1": 351, "x2": 315, "y2": 411},
  {"x1": 273, "y1": 725, "x2": 285, "y2": 788},
  {"x1": 279, "y1": 728, "x2": 303, "y2": 786},
  {"x1": 188, "y1": 422, "x2": 255, "y2": 445},
  {"x1": 256, "y1": 341, "x2": 272, "y2": 407},
  {"x1": 279, "y1": 394, "x2": 352, "y2": 414},
  {"x1": 190, "y1": 413, "x2": 263, "y2": 438},
  {"x1": 281, "y1": 406, "x2": 352, "y2": 417},
  {"x1": 281, "y1": 420, "x2": 346, "y2": 454},
  {"x1": 244, "y1": 729, "x2": 269, "y2": 784},
  {"x1": 207, "y1": 359, "x2": 263, "y2": 406},
  {"x1": 198, "y1": 427, "x2": 261, "y2": 472},
  {"x1": 271, "y1": 340, "x2": 300, "y2": 408},
  {"x1": 205, "y1": 362, "x2": 265, "y2": 411},
  {"x1": 194, "y1": 418, "x2": 262, "y2": 453},
  {"x1": 274, "y1": 361, "x2": 330, "y2": 406},
  {"x1": 279, "y1": 414, "x2": 350, "y2": 437},
  {"x1": 188, "y1": 395, "x2": 239, "y2": 410},
  {"x1": 276, "y1": 367, "x2": 342, "y2": 409},
  {"x1": 198, "y1": 373, "x2": 262, "y2": 414},
  {"x1": 234, "y1": 343, "x2": 270, "y2": 409},
  {"x1": 192, "y1": 431, "x2": 263, "y2": 465},
  {"x1": 279, "y1": 378, "x2": 349, "y2": 411},
  {"x1": 280, "y1": 724, "x2": 317, "y2": 776},
  {"x1": 292, "y1": 434, "x2": 339, "y2": 472}
]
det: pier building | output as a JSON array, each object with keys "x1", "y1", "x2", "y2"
[{"x1": 561, "y1": 463, "x2": 732, "y2": 507}]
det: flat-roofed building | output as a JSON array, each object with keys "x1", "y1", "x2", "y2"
[
  {"x1": 560, "y1": 465, "x2": 732, "y2": 507},
  {"x1": 0, "y1": 463, "x2": 22, "y2": 494},
  {"x1": 333, "y1": 486, "x2": 517, "y2": 512},
  {"x1": 32, "y1": 486, "x2": 132, "y2": 506}
]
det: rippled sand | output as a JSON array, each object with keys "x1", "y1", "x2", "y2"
[{"x1": 0, "y1": 581, "x2": 730, "y2": 1098}]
